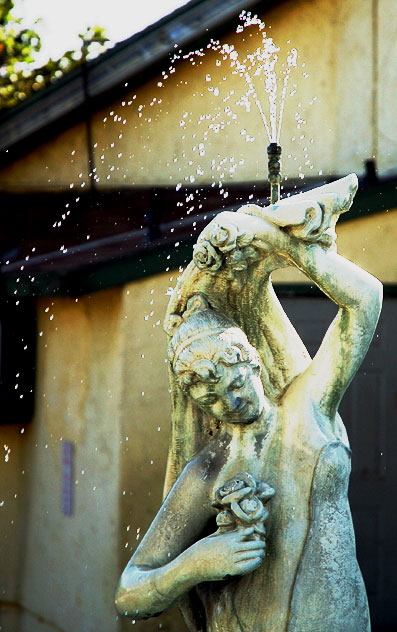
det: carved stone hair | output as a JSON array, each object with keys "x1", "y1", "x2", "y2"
[{"x1": 167, "y1": 295, "x2": 261, "y2": 390}]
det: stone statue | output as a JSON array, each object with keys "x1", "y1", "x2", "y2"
[{"x1": 115, "y1": 173, "x2": 382, "y2": 631}]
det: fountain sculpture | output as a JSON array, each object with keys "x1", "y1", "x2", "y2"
[
  {"x1": 115, "y1": 16, "x2": 382, "y2": 631},
  {"x1": 115, "y1": 171, "x2": 381, "y2": 631}
]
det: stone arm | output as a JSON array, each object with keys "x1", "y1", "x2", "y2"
[
  {"x1": 115, "y1": 460, "x2": 266, "y2": 619},
  {"x1": 280, "y1": 240, "x2": 383, "y2": 419},
  {"x1": 215, "y1": 205, "x2": 382, "y2": 420},
  {"x1": 206, "y1": 174, "x2": 382, "y2": 420}
]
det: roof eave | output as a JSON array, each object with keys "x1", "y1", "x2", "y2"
[
  {"x1": 0, "y1": 0, "x2": 279, "y2": 163},
  {"x1": 2, "y1": 173, "x2": 396, "y2": 297}
]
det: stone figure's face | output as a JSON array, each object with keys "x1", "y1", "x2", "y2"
[{"x1": 188, "y1": 362, "x2": 265, "y2": 424}]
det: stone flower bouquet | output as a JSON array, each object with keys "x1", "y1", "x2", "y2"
[
  {"x1": 193, "y1": 220, "x2": 260, "y2": 274},
  {"x1": 212, "y1": 472, "x2": 275, "y2": 542}
]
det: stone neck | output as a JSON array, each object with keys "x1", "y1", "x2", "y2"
[{"x1": 222, "y1": 405, "x2": 272, "y2": 447}]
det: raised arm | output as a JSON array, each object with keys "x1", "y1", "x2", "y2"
[
  {"x1": 234, "y1": 192, "x2": 382, "y2": 418},
  {"x1": 281, "y1": 240, "x2": 382, "y2": 418},
  {"x1": 211, "y1": 174, "x2": 382, "y2": 419}
]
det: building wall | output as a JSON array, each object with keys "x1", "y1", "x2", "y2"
[
  {"x1": 0, "y1": 271, "x2": 184, "y2": 632},
  {"x1": 19, "y1": 290, "x2": 124, "y2": 632},
  {"x1": 0, "y1": 0, "x2": 396, "y2": 192},
  {"x1": 0, "y1": 121, "x2": 89, "y2": 192}
]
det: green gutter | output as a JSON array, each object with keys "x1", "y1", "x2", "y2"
[
  {"x1": 1, "y1": 240, "x2": 194, "y2": 297},
  {"x1": 1, "y1": 176, "x2": 396, "y2": 298}
]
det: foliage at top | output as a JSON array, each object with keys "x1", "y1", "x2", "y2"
[{"x1": 0, "y1": 0, "x2": 109, "y2": 112}]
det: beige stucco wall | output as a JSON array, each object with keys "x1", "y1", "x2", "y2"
[
  {"x1": 0, "y1": 121, "x2": 89, "y2": 192},
  {"x1": 378, "y1": 1, "x2": 397, "y2": 175},
  {"x1": 117, "y1": 273, "x2": 186, "y2": 632},
  {"x1": 337, "y1": 210, "x2": 397, "y2": 282},
  {"x1": 18, "y1": 290, "x2": 123, "y2": 632},
  {"x1": 1, "y1": 0, "x2": 396, "y2": 191},
  {"x1": 1, "y1": 0, "x2": 397, "y2": 630},
  {"x1": 0, "y1": 272, "x2": 187, "y2": 632}
]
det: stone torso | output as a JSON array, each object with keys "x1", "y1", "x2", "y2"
[{"x1": 188, "y1": 401, "x2": 370, "y2": 632}]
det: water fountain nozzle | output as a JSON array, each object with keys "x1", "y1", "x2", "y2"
[{"x1": 267, "y1": 143, "x2": 282, "y2": 204}]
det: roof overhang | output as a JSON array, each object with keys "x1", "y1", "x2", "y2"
[
  {"x1": 1, "y1": 174, "x2": 396, "y2": 297},
  {"x1": 0, "y1": 0, "x2": 285, "y2": 165}
]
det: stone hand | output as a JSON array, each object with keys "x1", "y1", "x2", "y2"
[
  {"x1": 241, "y1": 197, "x2": 338, "y2": 249},
  {"x1": 237, "y1": 173, "x2": 358, "y2": 250},
  {"x1": 205, "y1": 210, "x2": 287, "y2": 254},
  {"x1": 186, "y1": 527, "x2": 266, "y2": 581},
  {"x1": 211, "y1": 201, "x2": 337, "y2": 262}
]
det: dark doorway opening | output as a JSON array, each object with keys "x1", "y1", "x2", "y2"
[{"x1": 278, "y1": 293, "x2": 397, "y2": 632}]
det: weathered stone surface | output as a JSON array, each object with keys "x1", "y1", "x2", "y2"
[{"x1": 116, "y1": 174, "x2": 381, "y2": 631}]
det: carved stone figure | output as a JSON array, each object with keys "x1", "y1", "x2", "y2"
[{"x1": 115, "y1": 174, "x2": 382, "y2": 631}]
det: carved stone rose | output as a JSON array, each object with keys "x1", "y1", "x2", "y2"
[
  {"x1": 212, "y1": 472, "x2": 275, "y2": 541},
  {"x1": 193, "y1": 240, "x2": 223, "y2": 271}
]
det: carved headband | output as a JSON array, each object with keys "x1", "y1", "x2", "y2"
[{"x1": 170, "y1": 326, "x2": 242, "y2": 367}]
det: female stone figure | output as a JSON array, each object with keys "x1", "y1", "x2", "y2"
[{"x1": 116, "y1": 174, "x2": 382, "y2": 631}]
